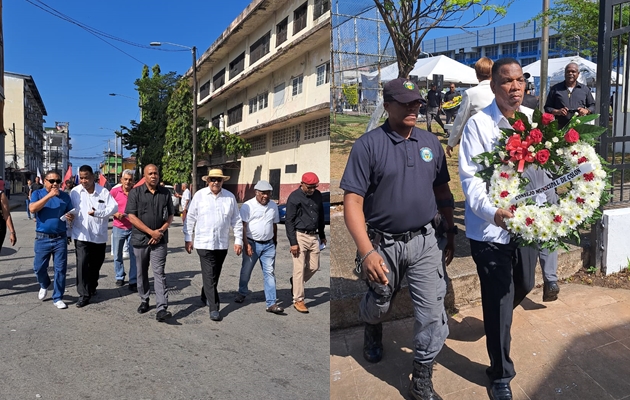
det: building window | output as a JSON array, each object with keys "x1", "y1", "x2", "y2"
[
  {"x1": 274, "y1": 83, "x2": 285, "y2": 107},
  {"x1": 521, "y1": 57, "x2": 536, "y2": 66},
  {"x1": 246, "y1": 135, "x2": 266, "y2": 152},
  {"x1": 249, "y1": 92, "x2": 269, "y2": 114},
  {"x1": 304, "y1": 117, "x2": 329, "y2": 140},
  {"x1": 213, "y1": 68, "x2": 226, "y2": 91},
  {"x1": 485, "y1": 45, "x2": 498, "y2": 58},
  {"x1": 502, "y1": 43, "x2": 517, "y2": 56},
  {"x1": 249, "y1": 97, "x2": 258, "y2": 114},
  {"x1": 314, "y1": 0, "x2": 330, "y2": 20},
  {"x1": 250, "y1": 31, "x2": 271, "y2": 65},
  {"x1": 200, "y1": 81, "x2": 210, "y2": 99},
  {"x1": 276, "y1": 18, "x2": 288, "y2": 47},
  {"x1": 521, "y1": 39, "x2": 539, "y2": 54},
  {"x1": 293, "y1": 2, "x2": 308, "y2": 34},
  {"x1": 227, "y1": 104, "x2": 243, "y2": 126},
  {"x1": 292, "y1": 75, "x2": 303, "y2": 96},
  {"x1": 272, "y1": 127, "x2": 297, "y2": 147},
  {"x1": 549, "y1": 37, "x2": 559, "y2": 50},
  {"x1": 211, "y1": 114, "x2": 222, "y2": 129},
  {"x1": 316, "y1": 62, "x2": 330, "y2": 86},
  {"x1": 229, "y1": 52, "x2": 245, "y2": 79}
]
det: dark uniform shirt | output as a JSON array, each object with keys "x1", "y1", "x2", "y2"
[
  {"x1": 340, "y1": 120, "x2": 450, "y2": 234},
  {"x1": 125, "y1": 184, "x2": 174, "y2": 247},
  {"x1": 427, "y1": 89, "x2": 442, "y2": 108},
  {"x1": 544, "y1": 81, "x2": 595, "y2": 128},
  {"x1": 522, "y1": 93, "x2": 539, "y2": 109},
  {"x1": 285, "y1": 188, "x2": 325, "y2": 246},
  {"x1": 444, "y1": 90, "x2": 459, "y2": 102}
]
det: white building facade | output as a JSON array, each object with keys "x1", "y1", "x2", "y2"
[
  {"x1": 194, "y1": 0, "x2": 330, "y2": 203},
  {"x1": 43, "y1": 122, "x2": 71, "y2": 176}
]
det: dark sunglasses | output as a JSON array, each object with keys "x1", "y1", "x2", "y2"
[
  {"x1": 209, "y1": 177, "x2": 223, "y2": 183},
  {"x1": 47, "y1": 179, "x2": 62, "y2": 184},
  {"x1": 302, "y1": 183, "x2": 318, "y2": 190}
]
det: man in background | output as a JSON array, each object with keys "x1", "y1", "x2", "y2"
[
  {"x1": 425, "y1": 83, "x2": 446, "y2": 135},
  {"x1": 443, "y1": 83, "x2": 460, "y2": 137},
  {"x1": 25, "y1": 179, "x2": 33, "y2": 220},
  {"x1": 544, "y1": 62, "x2": 595, "y2": 129},
  {"x1": 110, "y1": 169, "x2": 137, "y2": 291}
]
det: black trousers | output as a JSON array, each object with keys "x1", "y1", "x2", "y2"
[
  {"x1": 74, "y1": 240, "x2": 106, "y2": 301},
  {"x1": 470, "y1": 239, "x2": 537, "y2": 383},
  {"x1": 197, "y1": 249, "x2": 228, "y2": 312},
  {"x1": 0, "y1": 217, "x2": 6, "y2": 249}
]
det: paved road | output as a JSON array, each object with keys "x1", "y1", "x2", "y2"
[{"x1": 0, "y1": 202, "x2": 330, "y2": 400}]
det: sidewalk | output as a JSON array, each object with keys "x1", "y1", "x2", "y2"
[{"x1": 331, "y1": 283, "x2": 630, "y2": 399}]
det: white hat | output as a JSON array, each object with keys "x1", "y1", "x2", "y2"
[{"x1": 254, "y1": 180, "x2": 273, "y2": 191}]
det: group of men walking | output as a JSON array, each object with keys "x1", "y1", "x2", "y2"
[{"x1": 28, "y1": 164, "x2": 326, "y2": 323}]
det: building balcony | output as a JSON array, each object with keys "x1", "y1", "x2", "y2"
[{"x1": 518, "y1": 50, "x2": 540, "y2": 58}]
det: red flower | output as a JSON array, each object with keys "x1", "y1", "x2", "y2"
[
  {"x1": 536, "y1": 149, "x2": 550, "y2": 165},
  {"x1": 541, "y1": 113, "x2": 555, "y2": 125},
  {"x1": 529, "y1": 128, "x2": 543, "y2": 144},
  {"x1": 571, "y1": 151, "x2": 579, "y2": 156},
  {"x1": 578, "y1": 156, "x2": 588, "y2": 164},
  {"x1": 525, "y1": 217, "x2": 534, "y2": 226},
  {"x1": 509, "y1": 204, "x2": 517, "y2": 212},
  {"x1": 565, "y1": 128, "x2": 580, "y2": 143},
  {"x1": 500, "y1": 172, "x2": 510, "y2": 179},
  {"x1": 500, "y1": 191, "x2": 509, "y2": 198},
  {"x1": 576, "y1": 197, "x2": 585, "y2": 204},
  {"x1": 554, "y1": 215, "x2": 562, "y2": 223},
  {"x1": 512, "y1": 119, "x2": 526, "y2": 132},
  {"x1": 584, "y1": 172, "x2": 595, "y2": 181}
]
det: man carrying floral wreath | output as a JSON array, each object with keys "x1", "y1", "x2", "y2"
[{"x1": 459, "y1": 58, "x2": 543, "y2": 400}]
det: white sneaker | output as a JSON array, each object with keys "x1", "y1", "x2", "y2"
[
  {"x1": 53, "y1": 300, "x2": 68, "y2": 309},
  {"x1": 38, "y1": 288, "x2": 48, "y2": 300}
]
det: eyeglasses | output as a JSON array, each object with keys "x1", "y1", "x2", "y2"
[
  {"x1": 302, "y1": 183, "x2": 318, "y2": 190},
  {"x1": 209, "y1": 177, "x2": 223, "y2": 183},
  {"x1": 47, "y1": 179, "x2": 62, "y2": 184}
]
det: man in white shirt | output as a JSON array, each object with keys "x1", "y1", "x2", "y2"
[
  {"x1": 234, "y1": 180, "x2": 283, "y2": 314},
  {"x1": 180, "y1": 183, "x2": 191, "y2": 217},
  {"x1": 459, "y1": 58, "x2": 541, "y2": 400},
  {"x1": 446, "y1": 57, "x2": 495, "y2": 157},
  {"x1": 184, "y1": 169, "x2": 243, "y2": 322},
  {"x1": 70, "y1": 165, "x2": 118, "y2": 308}
]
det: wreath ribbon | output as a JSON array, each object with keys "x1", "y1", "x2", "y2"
[{"x1": 509, "y1": 163, "x2": 595, "y2": 205}]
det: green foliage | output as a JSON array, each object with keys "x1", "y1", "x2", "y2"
[
  {"x1": 162, "y1": 78, "x2": 194, "y2": 185},
  {"x1": 342, "y1": 84, "x2": 359, "y2": 106},
  {"x1": 586, "y1": 266, "x2": 597, "y2": 274},
  {"x1": 198, "y1": 126, "x2": 251, "y2": 159}
]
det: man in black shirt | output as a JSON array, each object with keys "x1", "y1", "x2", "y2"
[
  {"x1": 126, "y1": 164, "x2": 174, "y2": 322},
  {"x1": 426, "y1": 83, "x2": 445, "y2": 134},
  {"x1": 443, "y1": 84, "x2": 460, "y2": 137},
  {"x1": 285, "y1": 172, "x2": 326, "y2": 314},
  {"x1": 544, "y1": 62, "x2": 595, "y2": 128}
]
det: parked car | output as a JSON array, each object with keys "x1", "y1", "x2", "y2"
[
  {"x1": 164, "y1": 185, "x2": 180, "y2": 216},
  {"x1": 278, "y1": 192, "x2": 330, "y2": 224}
]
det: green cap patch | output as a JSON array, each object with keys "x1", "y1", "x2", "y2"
[{"x1": 403, "y1": 81, "x2": 415, "y2": 90}]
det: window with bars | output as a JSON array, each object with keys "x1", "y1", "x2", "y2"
[
  {"x1": 200, "y1": 81, "x2": 210, "y2": 99},
  {"x1": 316, "y1": 62, "x2": 330, "y2": 86},
  {"x1": 292, "y1": 75, "x2": 303, "y2": 96},
  {"x1": 304, "y1": 117, "x2": 329, "y2": 140},
  {"x1": 314, "y1": 0, "x2": 330, "y2": 20},
  {"x1": 272, "y1": 127, "x2": 297, "y2": 147},
  {"x1": 229, "y1": 52, "x2": 245, "y2": 79},
  {"x1": 276, "y1": 18, "x2": 288, "y2": 47},
  {"x1": 213, "y1": 68, "x2": 226, "y2": 91},
  {"x1": 521, "y1": 39, "x2": 538, "y2": 54},
  {"x1": 246, "y1": 135, "x2": 266, "y2": 152},
  {"x1": 250, "y1": 31, "x2": 271, "y2": 65},
  {"x1": 293, "y1": 2, "x2": 308, "y2": 34},
  {"x1": 227, "y1": 104, "x2": 243, "y2": 126}
]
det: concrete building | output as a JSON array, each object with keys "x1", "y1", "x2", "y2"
[
  {"x1": 193, "y1": 0, "x2": 330, "y2": 203},
  {"x1": 421, "y1": 21, "x2": 583, "y2": 67},
  {"x1": 4, "y1": 72, "x2": 46, "y2": 192},
  {"x1": 43, "y1": 122, "x2": 71, "y2": 176}
]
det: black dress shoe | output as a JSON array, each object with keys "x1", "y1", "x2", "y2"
[
  {"x1": 489, "y1": 382, "x2": 512, "y2": 400},
  {"x1": 75, "y1": 299, "x2": 90, "y2": 308},
  {"x1": 209, "y1": 310, "x2": 222, "y2": 321},
  {"x1": 115, "y1": 279, "x2": 124, "y2": 287},
  {"x1": 128, "y1": 283, "x2": 137, "y2": 291},
  {"x1": 363, "y1": 322, "x2": 383, "y2": 363},
  {"x1": 156, "y1": 309, "x2": 172, "y2": 322},
  {"x1": 137, "y1": 301, "x2": 150, "y2": 314},
  {"x1": 543, "y1": 281, "x2": 560, "y2": 302}
]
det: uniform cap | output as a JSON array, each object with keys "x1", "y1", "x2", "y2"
[
  {"x1": 383, "y1": 78, "x2": 422, "y2": 103},
  {"x1": 301, "y1": 172, "x2": 319, "y2": 185}
]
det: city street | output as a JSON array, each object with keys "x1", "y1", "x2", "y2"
[{"x1": 0, "y1": 201, "x2": 330, "y2": 400}]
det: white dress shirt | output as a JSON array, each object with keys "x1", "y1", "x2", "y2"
[
  {"x1": 240, "y1": 197, "x2": 279, "y2": 241},
  {"x1": 70, "y1": 184, "x2": 118, "y2": 243},
  {"x1": 448, "y1": 80, "x2": 495, "y2": 148},
  {"x1": 184, "y1": 187, "x2": 243, "y2": 249},
  {"x1": 459, "y1": 100, "x2": 536, "y2": 244},
  {"x1": 181, "y1": 188, "x2": 191, "y2": 210}
]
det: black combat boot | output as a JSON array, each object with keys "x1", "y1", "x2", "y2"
[
  {"x1": 363, "y1": 322, "x2": 383, "y2": 363},
  {"x1": 408, "y1": 360, "x2": 443, "y2": 400}
]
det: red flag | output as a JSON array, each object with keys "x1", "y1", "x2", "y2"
[
  {"x1": 133, "y1": 177, "x2": 145, "y2": 188},
  {"x1": 61, "y1": 165, "x2": 72, "y2": 190},
  {"x1": 99, "y1": 174, "x2": 107, "y2": 187}
]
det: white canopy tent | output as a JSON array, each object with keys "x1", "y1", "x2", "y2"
[
  {"x1": 363, "y1": 55, "x2": 479, "y2": 85},
  {"x1": 522, "y1": 56, "x2": 622, "y2": 87}
]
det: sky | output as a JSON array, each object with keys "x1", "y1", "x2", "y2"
[
  {"x1": 5, "y1": 0, "x2": 545, "y2": 172},
  {"x1": 4, "y1": 0, "x2": 254, "y2": 172}
]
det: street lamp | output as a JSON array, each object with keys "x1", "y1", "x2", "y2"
[{"x1": 150, "y1": 41, "x2": 199, "y2": 194}]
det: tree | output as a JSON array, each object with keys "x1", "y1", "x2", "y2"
[
  {"x1": 161, "y1": 79, "x2": 193, "y2": 185},
  {"x1": 374, "y1": 0, "x2": 508, "y2": 78}
]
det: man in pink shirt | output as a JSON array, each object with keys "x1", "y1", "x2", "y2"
[{"x1": 110, "y1": 169, "x2": 137, "y2": 290}]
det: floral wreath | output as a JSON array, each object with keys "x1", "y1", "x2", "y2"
[{"x1": 473, "y1": 109, "x2": 611, "y2": 251}]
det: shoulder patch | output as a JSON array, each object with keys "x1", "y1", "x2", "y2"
[{"x1": 420, "y1": 147, "x2": 433, "y2": 162}]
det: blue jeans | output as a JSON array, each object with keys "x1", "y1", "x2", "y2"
[
  {"x1": 33, "y1": 234, "x2": 68, "y2": 301},
  {"x1": 112, "y1": 227, "x2": 136, "y2": 284},
  {"x1": 25, "y1": 199, "x2": 31, "y2": 219},
  {"x1": 238, "y1": 239, "x2": 277, "y2": 308}
]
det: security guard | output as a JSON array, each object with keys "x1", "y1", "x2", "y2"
[{"x1": 341, "y1": 78, "x2": 456, "y2": 400}]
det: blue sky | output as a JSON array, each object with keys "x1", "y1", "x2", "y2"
[{"x1": 5, "y1": 0, "x2": 254, "y2": 171}]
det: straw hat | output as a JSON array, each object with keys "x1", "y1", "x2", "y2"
[{"x1": 202, "y1": 168, "x2": 230, "y2": 182}]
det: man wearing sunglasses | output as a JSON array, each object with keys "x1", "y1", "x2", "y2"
[
  {"x1": 285, "y1": 172, "x2": 326, "y2": 314},
  {"x1": 70, "y1": 165, "x2": 118, "y2": 308},
  {"x1": 29, "y1": 171, "x2": 75, "y2": 309},
  {"x1": 184, "y1": 169, "x2": 242, "y2": 322}
]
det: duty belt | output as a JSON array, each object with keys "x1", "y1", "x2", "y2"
[{"x1": 367, "y1": 223, "x2": 431, "y2": 244}]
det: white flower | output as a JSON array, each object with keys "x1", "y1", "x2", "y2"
[
  {"x1": 498, "y1": 151, "x2": 506, "y2": 159},
  {"x1": 556, "y1": 148, "x2": 564, "y2": 155},
  {"x1": 528, "y1": 145, "x2": 535, "y2": 152},
  {"x1": 545, "y1": 141, "x2": 552, "y2": 149},
  {"x1": 531, "y1": 122, "x2": 538, "y2": 128},
  {"x1": 576, "y1": 119, "x2": 581, "y2": 124},
  {"x1": 552, "y1": 137, "x2": 559, "y2": 143}
]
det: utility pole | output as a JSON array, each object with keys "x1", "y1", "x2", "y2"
[
  {"x1": 539, "y1": 0, "x2": 550, "y2": 111},
  {"x1": 11, "y1": 123, "x2": 17, "y2": 167},
  {"x1": 114, "y1": 134, "x2": 118, "y2": 183}
]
